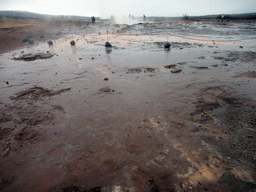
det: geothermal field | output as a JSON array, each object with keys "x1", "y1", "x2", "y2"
[{"x1": 0, "y1": 18, "x2": 256, "y2": 191}]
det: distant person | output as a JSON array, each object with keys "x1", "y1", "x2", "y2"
[
  {"x1": 143, "y1": 15, "x2": 146, "y2": 21},
  {"x1": 221, "y1": 14, "x2": 224, "y2": 22},
  {"x1": 92, "y1": 16, "x2": 95, "y2": 24}
]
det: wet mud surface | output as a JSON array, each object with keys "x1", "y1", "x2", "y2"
[{"x1": 0, "y1": 19, "x2": 256, "y2": 191}]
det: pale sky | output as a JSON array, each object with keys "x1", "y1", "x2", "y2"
[{"x1": 0, "y1": 0, "x2": 255, "y2": 17}]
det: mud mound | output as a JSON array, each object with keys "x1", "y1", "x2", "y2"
[
  {"x1": 193, "y1": 173, "x2": 256, "y2": 192},
  {"x1": 235, "y1": 71, "x2": 256, "y2": 78},
  {"x1": 227, "y1": 51, "x2": 256, "y2": 62},
  {"x1": 13, "y1": 52, "x2": 55, "y2": 61},
  {"x1": 126, "y1": 67, "x2": 158, "y2": 73},
  {"x1": 10, "y1": 86, "x2": 71, "y2": 101}
]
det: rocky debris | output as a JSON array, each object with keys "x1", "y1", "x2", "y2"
[
  {"x1": 164, "y1": 64, "x2": 177, "y2": 69},
  {"x1": 62, "y1": 186, "x2": 101, "y2": 192},
  {"x1": 127, "y1": 67, "x2": 158, "y2": 73},
  {"x1": 99, "y1": 87, "x2": 111, "y2": 92},
  {"x1": 22, "y1": 37, "x2": 30, "y2": 42},
  {"x1": 70, "y1": 40, "x2": 75, "y2": 45},
  {"x1": 236, "y1": 71, "x2": 256, "y2": 78},
  {"x1": 105, "y1": 41, "x2": 112, "y2": 47},
  {"x1": 164, "y1": 42, "x2": 171, "y2": 49},
  {"x1": 190, "y1": 66, "x2": 209, "y2": 70},
  {"x1": 47, "y1": 40, "x2": 53, "y2": 45},
  {"x1": 171, "y1": 69, "x2": 182, "y2": 73},
  {"x1": 13, "y1": 52, "x2": 55, "y2": 61},
  {"x1": 28, "y1": 39, "x2": 34, "y2": 44}
]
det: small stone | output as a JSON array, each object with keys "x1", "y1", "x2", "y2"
[
  {"x1": 239, "y1": 46, "x2": 243, "y2": 49},
  {"x1": 99, "y1": 87, "x2": 111, "y2": 92},
  {"x1": 103, "y1": 78, "x2": 109, "y2": 81},
  {"x1": 91, "y1": 57, "x2": 94, "y2": 60},
  {"x1": 79, "y1": 58, "x2": 82, "y2": 60},
  {"x1": 171, "y1": 69, "x2": 182, "y2": 73},
  {"x1": 6, "y1": 81, "x2": 9, "y2": 85},
  {"x1": 22, "y1": 37, "x2": 30, "y2": 42},
  {"x1": 227, "y1": 157, "x2": 230, "y2": 160},
  {"x1": 105, "y1": 41, "x2": 112, "y2": 47},
  {"x1": 28, "y1": 39, "x2": 34, "y2": 44},
  {"x1": 164, "y1": 42, "x2": 171, "y2": 49},
  {"x1": 70, "y1": 40, "x2": 75, "y2": 45},
  {"x1": 47, "y1": 40, "x2": 53, "y2": 45}
]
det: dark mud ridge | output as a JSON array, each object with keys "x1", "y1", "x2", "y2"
[
  {"x1": 0, "y1": 86, "x2": 71, "y2": 157},
  {"x1": 12, "y1": 52, "x2": 55, "y2": 61}
]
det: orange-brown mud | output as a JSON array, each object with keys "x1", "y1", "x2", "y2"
[{"x1": 0, "y1": 19, "x2": 256, "y2": 191}]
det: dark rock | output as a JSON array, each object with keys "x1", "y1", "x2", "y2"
[
  {"x1": 22, "y1": 37, "x2": 30, "y2": 42},
  {"x1": 99, "y1": 87, "x2": 111, "y2": 92},
  {"x1": 103, "y1": 78, "x2": 109, "y2": 81},
  {"x1": 40, "y1": 35, "x2": 45, "y2": 38},
  {"x1": 91, "y1": 57, "x2": 94, "y2": 60},
  {"x1": 164, "y1": 64, "x2": 177, "y2": 69},
  {"x1": 6, "y1": 81, "x2": 9, "y2": 85},
  {"x1": 239, "y1": 46, "x2": 243, "y2": 49},
  {"x1": 28, "y1": 39, "x2": 34, "y2": 44},
  {"x1": 70, "y1": 40, "x2": 75, "y2": 45},
  {"x1": 47, "y1": 40, "x2": 53, "y2": 45},
  {"x1": 171, "y1": 69, "x2": 182, "y2": 73},
  {"x1": 105, "y1": 41, "x2": 112, "y2": 47},
  {"x1": 164, "y1": 42, "x2": 171, "y2": 49}
]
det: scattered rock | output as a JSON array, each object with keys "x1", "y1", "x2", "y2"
[
  {"x1": 5, "y1": 81, "x2": 9, "y2": 85},
  {"x1": 239, "y1": 46, "x2": 243, "y2": 49},
  {"x1": 99, "y1": 87, "x2": 111, "y2": 92},
  {"x1": 190, "y1": 66, "x2": 209, "y2": 70},
  {"x1": 164, "y1": 42, "x2": 171, "y2": 49},
  {"x1": 164, "y1": 64, "x2": 176, "y2": 69},
  {"x1": 171, "y1": 69, "x2": 182, "y2": 73},
  {"x1": 28, "y1": 39, "x2": 34, "y2": 44},
  {"x1": 47, "y1": 40, "x2": 53, "y2": 45},
  {"x1": 91, "y1": 57, "x2": 94, "y2": 60},
  {"x1": 103, "y1": 78, "x2": 109, "y2": 81},
  {"x1": 22, "y1": 37, "x2": 30, "y2": 42},
  {"x1": 70, "y1": 40, "x2": 75, "y2": 45},
  {"x1": 40, "y1": 35, "x2": 45, "y2": 38},
  {"x1": 105, "y1": 41, "x2": 112, "y2": 47}
]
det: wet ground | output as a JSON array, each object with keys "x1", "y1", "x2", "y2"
[{"x1": 0, "y1": 19, "x2": 256, "y2": 192}]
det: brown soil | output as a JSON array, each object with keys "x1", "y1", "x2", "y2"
[{"x1": 1, "y1": 18, "x2": 256, "y2": 192}]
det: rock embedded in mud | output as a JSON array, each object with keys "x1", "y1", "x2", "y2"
[
  {"x1": 47, "y1": 40, "x2": 53, "y2": 45},
  {"x1": 99, "y1": 87, "x2": 111, "y2": 92},
  {"x1": 105, "y1": 41, "x2": 112, "y2": 47},
  {"x1": 70, "y1": 40, "x2": 75, "y2": 45},
  {"x1": 171, "y1": 69, "x2": 182, "y2": 73},
  {"x1": 28, "y1": 39, "x2": 34, "y2": 44},
  {"x1": 22, "y1": 37, "x2": 30, "y2": 42},
  {"x1": 164, "y1": 42, "x2": 171, "y2": 49}
]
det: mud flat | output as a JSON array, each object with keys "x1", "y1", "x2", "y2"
[{"x1": 0, "y1": 19, "x2": 256, "y2": 191}]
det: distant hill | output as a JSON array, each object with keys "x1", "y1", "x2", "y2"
[
  {"x1": 0, "y1": 11, "x2": 92, "y2": 20},
  {"x1": 148, "y1": 12, "x2": 256, "y2": 20}
]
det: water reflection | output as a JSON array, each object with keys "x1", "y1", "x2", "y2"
[{"x1": 105, "y1": 47, "x2": 112, "y2": 54}]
